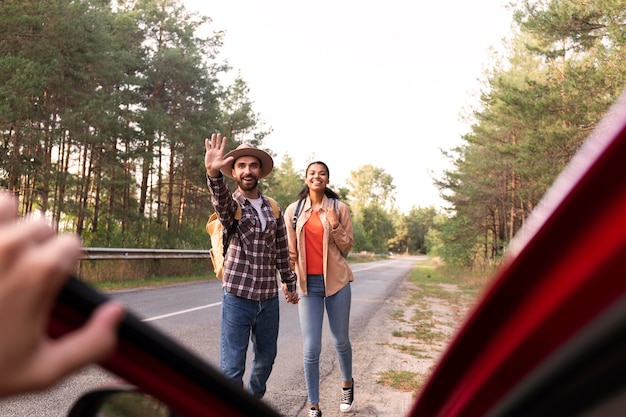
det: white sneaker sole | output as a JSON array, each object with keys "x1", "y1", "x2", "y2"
[{"x1": 340, "y1": 400, "x2": 354, "y2": 413}]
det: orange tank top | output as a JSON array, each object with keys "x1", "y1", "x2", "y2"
[{"x1": 305, "y1": 211, "x2": 324, "y2": 274}]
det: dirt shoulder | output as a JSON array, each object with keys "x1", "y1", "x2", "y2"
[{"x1": 298, "y1": 279, "x2": 474, "y2": 417}]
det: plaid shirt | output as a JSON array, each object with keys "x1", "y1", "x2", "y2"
[{"x1": 207, "y1": 174, "x2": 297, "y2": 300}]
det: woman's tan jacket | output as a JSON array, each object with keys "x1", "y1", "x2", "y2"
[{"x1": 284, "y1": 195, "x2": 354, "y2": 296}]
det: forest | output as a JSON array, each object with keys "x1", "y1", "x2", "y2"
[
  {"x1": 1, "y1": 0, "x2": 625, "y2": 270},
  {"x1": 432, "y1": 0, "x2": 626, "y2": 268}
]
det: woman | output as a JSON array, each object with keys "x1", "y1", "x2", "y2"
[{"x1": 284, "y1": 161, "x2": 355, "y2": 417}]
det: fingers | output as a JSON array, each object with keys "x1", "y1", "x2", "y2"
[
  {"x1": 0, "y1": 193, "x2": 75, "y2": 279},
  {"x1": 216, "y1": 133, "x2": 227, "y2": 151},
  {"x1": 285, "y1": 291, "x2": 300, "y2": 304},
  {"x1": 11, "y1": 301, "x2": 125, "y2": 394},
  {"x1": 8, "y1": 226, "x2": 82, "y2": 303},
  {"x1": 206, "y1": 133, "x2": 227, "y2": 150},
  {"x1": 0, "y1": 191, "x2": 18, "y2": 224},
  {"x1": 282, "y1": 284, "x2": 296, "y2": 301},
  {"x1": 0, "y1": 203, "x2": 82, "y2": 319},
  {"x1": 48, "y1": 301, "x2": 125, "y2": 369},
  {"x1": 205, "y1": 133, "x2": 231, "y2": 176},
  {"x1": 0, "y1": 193, "x2": 84, "y2": 289}
]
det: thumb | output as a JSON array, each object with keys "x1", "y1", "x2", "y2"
[{"x1": 44, "y1": 302, "x2": 125, "y2": 381}]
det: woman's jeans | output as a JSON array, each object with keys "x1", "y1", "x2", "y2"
[
  {"x1": 220, "y1": 290, "x2": 279, "y2": 399},
  {"x1": 299, "y1": 274, "x2": 352, "y2": 404}
]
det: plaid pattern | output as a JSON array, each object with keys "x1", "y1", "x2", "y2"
[{"x1": 208, "y1": 175, "x2": 297, "y2": 300}]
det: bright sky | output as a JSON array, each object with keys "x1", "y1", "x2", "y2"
[{"x1": 184, "y1": 0, "x2": 514, "y2": 213}]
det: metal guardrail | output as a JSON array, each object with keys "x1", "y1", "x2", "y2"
[
  {"x1": 80, "y1": 248, "x2": 379, "y2": 261},
  {"x1": 82, "y1": 248, "x2": 211, "y2": 260}
]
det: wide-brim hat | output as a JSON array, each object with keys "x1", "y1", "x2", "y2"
[{"x1": 221, "y1": 143, "x2": 274, "y2": 179}]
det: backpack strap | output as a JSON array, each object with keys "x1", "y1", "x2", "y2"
[
  {"x1": 266, "y1": 197, "x2": 280, "y2": 218},
  {"x1": 292, "y1": 199, "x2": 304, "y2": 230},
  {"x1": 292, "y1": 198, "x2": 340, "y2": 230},
  {"x1": 223, "y1": 204, "x2": 242, "y2": 256}
]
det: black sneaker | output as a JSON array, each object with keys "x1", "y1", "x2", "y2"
[
  {"x1": 309, "y1": 407, "x2": 322, "y2": 417},
  {"x1": 340, "y1": 379, "x2": 354, "y2": 412}
]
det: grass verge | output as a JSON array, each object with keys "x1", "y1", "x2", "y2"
[
  {"x1": 93, "y1": 275, "x2": 213, "y2": 291},
  {"x1": 377, "y1": 370, "x2": 424, "y2": 394},
  {"x1": 376, "y1": 258, "x2": 483, "y2": 394}
]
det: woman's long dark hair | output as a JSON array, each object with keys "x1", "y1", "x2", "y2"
[{"x1": 296, "y1": 161, "x2": 340, "y2": 200}]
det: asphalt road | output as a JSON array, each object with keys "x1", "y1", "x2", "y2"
[{"x1": 0, "y1": 256, "x2": 422, "y2": 417}]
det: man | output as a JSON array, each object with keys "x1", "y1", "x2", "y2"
[{"x1": 204, "y1": 133, "x2": 299, "y2": 399}]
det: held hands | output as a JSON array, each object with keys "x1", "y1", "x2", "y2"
[
  {"x1": 205, "y1": 133, "x2": 234, "y2": 178},
  {"x1": 0, "y1": 191, "x2": 125, "y2": 397},
  {"x1": 281, "y1": 283, "x2": 300, "y2": 304}
]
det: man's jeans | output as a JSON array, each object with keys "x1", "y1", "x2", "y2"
[
  {"x1": 220, "y1": 290, "x2": 279, "y2": 398},
  {"x1": 299, "y1": 274, "x2": 353, "y2": 404}
]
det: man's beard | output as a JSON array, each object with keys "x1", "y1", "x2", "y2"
[{"x1": 238, "y1": 176, "x2": 258, "y2": 191}]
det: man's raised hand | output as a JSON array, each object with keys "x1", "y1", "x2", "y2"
[{"x1": 205, "y1": 133, "x2": 233, "y2": 177}]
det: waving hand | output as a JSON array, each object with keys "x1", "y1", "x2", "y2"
[{"x1": 205, "y1": 133, "x2": 234, "y2": 178}]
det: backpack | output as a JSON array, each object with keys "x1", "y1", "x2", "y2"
[
  {"x1": 291, "y1": 198, "x2": 348, "y2": 258},
  {"x1": 206, "y1": 197, "x2": 280, "y2": 279}
]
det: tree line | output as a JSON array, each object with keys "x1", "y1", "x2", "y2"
[
  {"x1": 431, "y1": 0, "x2": 626, "y2": 268},
  {"x1": 1, "y1": 0, "x2": 238, "y2": 250},
  {"x1": 0, "y1": 0, "x2": 434, "y2": 257},
  {"x1": 5, "y1": 0, "x2": 617, "y2": 269}
]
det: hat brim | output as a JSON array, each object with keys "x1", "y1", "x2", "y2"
[{"x1": 221, "y1": 148, "x2": 274, "y2": 179}]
